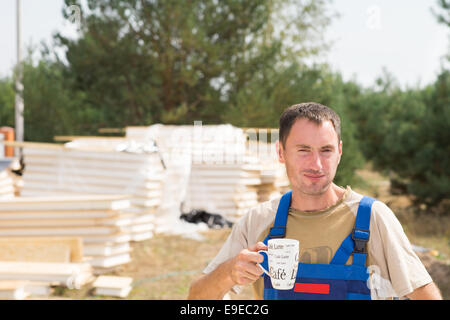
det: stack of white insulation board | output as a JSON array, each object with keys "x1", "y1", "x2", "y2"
[
  {"x1": 183, "y1": 162, "x2": 262, "y2": 222},
  {"x1": 125, "y1": 125, "x2": 292, "y2": 222},
  {"x1": 19, "y1": 141, "x2": 165, "y2": 211},
  {"x1": 0, "y1": 194, "x2": 152, "y2": 269},
  {"x1": 126, "y1": 125, "x2": 261, "y2": 223}
]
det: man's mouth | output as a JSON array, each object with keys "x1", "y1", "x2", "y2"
[{"x1": 303, "y1": 173, "x2": 325, "y2": 180}]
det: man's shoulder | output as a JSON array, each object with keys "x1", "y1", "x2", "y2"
[
  {"x1": 247, "y1": 195, "x2": 281, "y2": 218},
  {"x1": 343, "y1": 187, "x2": 396, "y2": 222},
  {"x1": 234, "y1": 195, "x2": 281, "y2": 237}
]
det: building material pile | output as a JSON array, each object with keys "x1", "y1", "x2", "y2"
[
  {"x1": 184, "y1": 162, "x2": 261, "y2": 222},
  {"x1": 20, "y1": 141, "x2": 164, "y2": 211},
  {"x1": 0, "y1": 194, "x2": 151, "y2": 269},
  {"x1": 126, "y1": 125, "x2": 282, "y2": 222}
]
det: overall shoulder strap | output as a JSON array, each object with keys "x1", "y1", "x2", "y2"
[
  {"x1": 352, "y1": 196, "x2": 376, "y2": 266},
  {"x1": 330, "y1": 196, "x2": 376, "y2": 266},
  {"x1": 263, "y1": 190, "x2": 292, "y2": 245}
]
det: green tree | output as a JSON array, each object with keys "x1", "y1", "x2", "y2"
[{"x1": 54, "y1": 0, "x2": 334, "y2": 128}]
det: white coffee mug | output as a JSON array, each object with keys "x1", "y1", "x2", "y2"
[{"x1": 257, "y1": 238, "x2": 299, "y2": 290}]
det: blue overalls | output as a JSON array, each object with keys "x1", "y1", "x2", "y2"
[{"x1": 260, "y1": 190, "x2": 376, "y2": 300}]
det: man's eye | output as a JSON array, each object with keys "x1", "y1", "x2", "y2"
[{"x1": 322, "y1": 149, "x2": 332, "y2": 153}]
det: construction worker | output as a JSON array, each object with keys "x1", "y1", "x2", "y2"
[{"x1": 188, "y1": 102, "x2": 442, "y2": 300}]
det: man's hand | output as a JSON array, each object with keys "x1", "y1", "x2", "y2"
[
  {"x1": 188, "y1": 242, "x2": 268, "y2": 299},
  {"x1": 229, "y1": 242, "x2": 268, "y2": 285}
]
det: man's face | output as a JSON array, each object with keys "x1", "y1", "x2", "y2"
[{"x1": 277, "y1": 118, "x2": 342, "y2": 196}]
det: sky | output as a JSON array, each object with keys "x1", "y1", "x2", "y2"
[{"x1": 0, "y1": 0, "x2": 448, "y2": 89}]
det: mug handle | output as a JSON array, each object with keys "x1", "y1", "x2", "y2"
[{"x1": 256, "y1": 250, "x2": 269, "y2": 276}]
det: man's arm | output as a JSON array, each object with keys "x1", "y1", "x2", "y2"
[
  {"x1": 406, "y1": 282, "x2": 442, "y2": 300},
  {"x1": 188, "y1": 242, "x2": 267, "y2": 300}
]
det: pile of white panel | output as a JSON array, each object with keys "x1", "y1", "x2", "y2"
[
  {"x1": 20, "y1": 141, "x2": 165, "y2": 211},
  {"x1": 126, "y1": 125, "x2": 261, "y2": 223},
  {"x1": 184, "y1": 162, "x2": 262, "y2": 222},
  {"x1": 0, "y1": 194, "x2": 151, "y2": 269}
]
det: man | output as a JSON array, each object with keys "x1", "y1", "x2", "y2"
[{"x1": 188, "y1": 102, "x2": 442, "y2": 300}]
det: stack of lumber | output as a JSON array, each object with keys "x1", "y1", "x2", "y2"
[
  {"x1": 93, "y1": 275, "x2": 133, "y2": 298},
  {"x1": 19, "y1": 141, "x2": 165, "y2": 211},
  {"x1": 0, "y1": 194, "x2": 150, "y2": 269}
]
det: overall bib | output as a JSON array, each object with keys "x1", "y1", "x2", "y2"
[{"x1": 260, "y1": 190, "x2": 375, "y2": 300}]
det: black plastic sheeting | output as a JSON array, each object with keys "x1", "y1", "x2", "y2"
[{"x1": 180, "y1": 209, "x2": 233, "y2": 229}]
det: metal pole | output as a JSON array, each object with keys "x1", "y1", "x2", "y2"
[{"x1": 15, "y1": 0, "x2": 24, "y2": 157}]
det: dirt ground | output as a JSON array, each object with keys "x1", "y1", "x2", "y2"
[{"x1": 55, "y1": 165, "x2": 450, "y2": 300}]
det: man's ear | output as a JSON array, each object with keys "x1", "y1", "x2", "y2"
[{"x1": 276, "y1": 140, "x2": 285, "y2": 164}]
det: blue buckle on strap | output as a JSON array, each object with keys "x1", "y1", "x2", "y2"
[
  {"x1": 269, "y1": 226, "x2": 286, "y2": 239},
  {"x1": 352, "y1": 228, "x2": 370, "y2": 253}
]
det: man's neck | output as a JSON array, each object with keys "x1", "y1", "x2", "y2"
[{"x1": 291, "y1": 184, "x2": 346, "y2": 212}]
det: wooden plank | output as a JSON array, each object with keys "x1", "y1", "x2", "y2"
[
  {"x1": 0, "y1": 237, "x2": 82, "y2": 262},
  {"x1": 0, "y1": 239, "x2": 71, "y2": 263},
  {"x1": 54, "y1": 136, "x2": 127, "y2": 142}
]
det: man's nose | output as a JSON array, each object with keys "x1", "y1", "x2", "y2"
[{"x1": 309, "y1": 151, "x2": 323, "y2": 171}]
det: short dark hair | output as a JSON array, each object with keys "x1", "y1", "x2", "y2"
[{"x1": 279, "y1": 102, "x2": 341, "y2": 147}]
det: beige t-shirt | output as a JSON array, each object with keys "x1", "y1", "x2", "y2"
[{"x1": 203, "y1": 186, "x2": 432, "y2": 300}]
